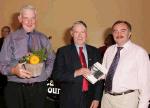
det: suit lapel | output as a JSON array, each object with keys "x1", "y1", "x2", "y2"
[
  {"x1": 70, "y1": 44, "x2": 82, "y2": 68},
  {"x1": 70, "y1": 44, "x2": 93, "y2": 69},
  {"x1": 86, "y1": 45, "x2": 93, "y2": 68}
]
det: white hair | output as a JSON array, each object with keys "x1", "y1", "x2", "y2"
[{"x1": 20, "y1": 5, "x2": 37, "y2": 15}]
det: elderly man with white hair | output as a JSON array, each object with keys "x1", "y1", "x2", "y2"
[{"x1": 0, "y1": 5, "x2": 55, "y2": 108}]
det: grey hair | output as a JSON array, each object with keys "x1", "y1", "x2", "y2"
[
  {"x1": 71, "y1": 20, "x2": 87, "y2": 30},
  {"x1": 20, "y1": 5, "x2": 37, "y2": 15}
]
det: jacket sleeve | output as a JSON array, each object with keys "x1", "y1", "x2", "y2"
[{"x1": 52, "y1": 48, "x2": 82, "y2": 83}]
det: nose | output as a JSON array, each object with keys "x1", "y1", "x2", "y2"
[
  {"x1": 78, "y1": 33, "x2": 82, "y2": 36},
  {"x1": 28, "y1": 20, "x2": 32, "y2": 24},
  {"x1": 78, "y1": 32, "x2": 84, "y2": 37},
  {"x1": 27, "y1": 19, "x2": 34, "y2": 25},
  {"x1": 115, "y1": 31, "x2": 121, "y2": 36}
]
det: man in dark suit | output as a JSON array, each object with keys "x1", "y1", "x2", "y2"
[
  {"x1": 0, "y1": 26, "x2": 11, "y2": 51},
  {"x1": 52, "y1": 21, "x2": 103, "y2": 108}
]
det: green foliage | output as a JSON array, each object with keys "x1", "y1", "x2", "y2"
[
  {"x1": 19, "y1": 48, "x2": 48, "y2": 63},
  {"x1": 32, "y1": 48, "x2": 48, "y2": 62}
]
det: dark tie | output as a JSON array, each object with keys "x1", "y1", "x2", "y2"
[
  {"x1": 105, "y1": 47, "x2": 123, "y2": 92},
  {"x1": 27, "y1": 32, "x2": 32, "y2": 52},
  {"x1": 79, "y1": 47, "x2": 88, "y2": 92}
]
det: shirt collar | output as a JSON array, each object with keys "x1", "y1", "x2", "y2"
[
  {"x1": 20, "y1": 28, "x2": 35, "y2": 35},
  {"x1": 115, "y1": 40, "x2": 132, "y2": 50},
  {"x1": 75, "y1": 44, "x2": 86, "y2": 53},
  {"x1": 75, "y1": 44, "x2": 86, "y2": 49}
]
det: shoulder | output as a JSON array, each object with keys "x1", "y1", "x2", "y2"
[
  {"x1": 131, "y1": 42, "x2": 148, "y2": 56},
  {"x1": 0, "y1": 37, "x2": 4, "y2": 41},
  {"x1": 105, "y1": 44, "x2": 115, "y2": 52},
  {"x1": 57, "y1": 44, "x2": 74, "y2": 52},
  {"x1": 102, "y1": 45, "x2": 115, "y2": 58},
  {"x1": 5, "y1": 29, "x2": 26, "y2": 41},
  {"x1": 34, "y1": 30, "x2": 49, "y2": 40},
  {"x1": 7, "y1": 29, "x2": 22, "y2": 39},
  {"x1": 34, "y1": 31, "x2": 51, "y2": 47},
  {"x1": 86, "y1": 44, "x2": 98, "y2": 51}
]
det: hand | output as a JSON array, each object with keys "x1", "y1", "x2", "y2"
[
  {"x1": 74, "y1": 68, "x2": 91, "y2": 77},
  {"x1": 11, "y1": 63, "x2": 32, "y2": 78},
  {"x1": 90, "y1": 100, "x2": 99, "y2": 108}
]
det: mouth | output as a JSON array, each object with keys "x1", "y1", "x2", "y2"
[
  {"x1": 77, "y1": 38, "x2": 83, "y2": 41},
  {"x1": 26, "y1": 24, "x2": 33, "y2": 27},
  {"x1": 116, "y1": 36, "x2": 123, "y2": 39}
]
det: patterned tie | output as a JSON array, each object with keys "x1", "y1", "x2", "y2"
[
  {"x1": 79, "y1": 47, "x2": 89, "y2": 92},
  {"x1": 27, "y1": 32, "x2": 32, "y2": 52},
  {"x1": 105, "y1": 47, "x2": 123, "y2": 92}
]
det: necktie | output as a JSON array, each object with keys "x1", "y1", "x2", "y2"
[
  {"x1": 105, "y1": 47, "x2": 123, "y2": 92},
  {"x1": 27, "y1": 32, "x2": 32, "y2": 52},
  {"x1": 79, "y1": 47, "x2": 88, "y2": 92}
]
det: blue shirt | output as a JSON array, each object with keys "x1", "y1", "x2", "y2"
[{"x1": 0, "y1": 28, "x2": 55, "y2": 83}]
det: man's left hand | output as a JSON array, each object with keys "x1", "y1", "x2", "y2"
[{"x1": 90, "y1": 100, "x2": 99, "y2": 108}]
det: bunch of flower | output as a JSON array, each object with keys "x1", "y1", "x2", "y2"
[{"x1": 19, "y1": 48, "x2": 48, "y2": 64}]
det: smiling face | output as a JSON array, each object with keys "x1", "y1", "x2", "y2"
[
  {"x1": 71, "y1": 23, "x2": 87, "y2": 46},
  {"x1": 112, "y1": 22, "x2": 131, "y2": 47},
  {"x1": 18, "y1": 8, "x2": 36, "y2": 32}
]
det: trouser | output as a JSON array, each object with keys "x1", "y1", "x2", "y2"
[
  {"x1": 4, "y1": 81, "x2": 47, "y2": 108},
  {"x1": 0, "y1": 74, "x2": 7, "y2": 96},
  {"x1": 60, "y1": 91, "x2": 91, "y2": 108},
  {"x1": 101, "y1": 90, "x2": 139, "y2": 108}
]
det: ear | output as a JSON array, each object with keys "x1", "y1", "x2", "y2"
[
  {"x1": 70, "y1": 30, "x2": 73, "y2": 37},
  {"x1": 18, "y1": 15, "x2": 22, "y2": 23},
  {"x1": 85, "y1": 32, "x2": 88, "y2": 38}
]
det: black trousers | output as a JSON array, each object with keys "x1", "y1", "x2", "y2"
[
  {"x1": 4, "y1": 81, "x2": 47, "y2": 108},
  {"x1": 0, "y1": 74, "x2": 7, "y2": 96}
]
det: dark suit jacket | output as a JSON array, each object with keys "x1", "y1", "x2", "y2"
[
  {"x1": 0, "y1": 37, "x2": 4, "y2": 51},
  {"x1": 52, "y1": 44, "x2": 104, "y2": 108}
]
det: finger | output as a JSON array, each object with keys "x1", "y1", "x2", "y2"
[
  {"x1": 78, "y1": 69, "x2": 84, "y2": 75},
  {"x1": 24, "y1": 70, "x2": 32, "y2": 75},
  {"x1": 83, "y1": 74, "x2": 88, "y2": 79},
  {"x1": 83, "y1": 70, "x2": 90, "y2": 75},
  {"x1": 20, "y1": 69, "x2": 32, "y2": 78},
  {"x1": 24, "y1": 71, "x2": 32, "y2": 77},
  {"x1": 25, "y1": 74, "x2": 32, "y2": 79},
  {"x1": 90, "y1": 103, "x2": 93, "y2": 108},
  {"x1": 23, "y1": 73, "x2": 32, "y2": 79}
]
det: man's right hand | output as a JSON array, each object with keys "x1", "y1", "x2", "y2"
[
  {"x1": 11, "y1": 63, "x2": 32, "y2": 78},
  {"x1": 74, "y1": 68, "x2": 91, "y2": 77}
]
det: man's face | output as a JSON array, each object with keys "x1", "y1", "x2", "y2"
[
  {"x1": 71, "y1": 24, "x2": 87, "y2": 46},
  {"x1": 1, "y1": 28, "x2": 10, "y2": 38},
  {"x1": 18, "y1": 9, "x2": 36, "y2": 32},
  {"x1": 112, "y1": 23, "x2": 131, "y2": 46}
]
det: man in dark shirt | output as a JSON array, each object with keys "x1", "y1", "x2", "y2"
[
  {"x1": 0, "y1": 26, "x2": 10, "y2": 94},
  {"x1": 0, "y1": 26, "x2": 11, "y2": 51},
  {"x1": 0, "y1": 5, "x2": 55, "y2": 108},
  {"x1": 98, "y1": 34, "x2": 115, "y2": 59},
  {"x1": 0, "y1": 26, "x2": 11, "y2": 108}
]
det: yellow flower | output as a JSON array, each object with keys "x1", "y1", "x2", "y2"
[{"x1": 29, "y1": 55, "x2": 40, "y2": 64}]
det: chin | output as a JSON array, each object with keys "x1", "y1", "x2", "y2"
[{"x1": 25, "y1": 28, "x2": 34, "y2": 32}]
